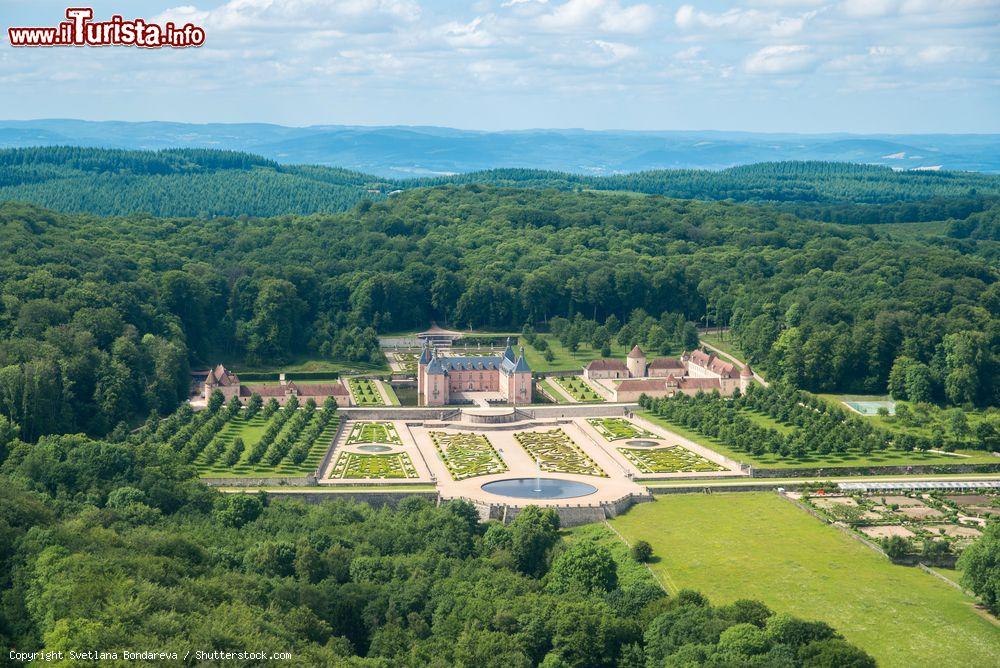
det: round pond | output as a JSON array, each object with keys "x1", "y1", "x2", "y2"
[
  {"x1": 357, "y1": 444, "x2": 393, "y2": 453},
  {"x1": 481, "y1": 478, "x2": 598, "y2": 500},
  {"x1": 626, "y1": 440, "x2": 659, "y2": 448}
]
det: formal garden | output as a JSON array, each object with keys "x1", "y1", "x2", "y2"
[
  {"x1": 513, "y1": 429, "x2": 607, "y2": 477},
  {"x1": 346, "y1": 421, "x2": 402, "y2": 445},
  {"x1": 329, "y1": 451, "x2": 418, "y2": 479},
  {"x1": 347, "y1": 377, "x2": 385, "y2": 406},
  {"x1": 553, "y1": 376, "x2": 605, "y2": 402},
  {"x1": 183, "y1": 393, "x2": 342, "y2": 477},
  {"x1": 588, "y1": 417, "x2": 656, "y2": 441},
  {"x1": 429, "y1": 431, "x2": 508, "y2": 480},
  {"x1": 618, "y1": 445, "x2": 726, "y2": 474}
]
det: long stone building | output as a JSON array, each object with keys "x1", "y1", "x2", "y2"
[
  {"x1": 201, "y1": 364, "x2": 351, "y2": 407},
  {"x1": 584, "y1": 345, "x2": 755, "y2": 401}
]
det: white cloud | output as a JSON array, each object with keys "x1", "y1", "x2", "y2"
[
  {"x1": 744, "y1": 44, "x2": 816, "y2": 74},
  {"x1": 537, "y1": 0, "x2": 656, "y2": 34},
  {"x1": 157, "y1": 0, "x2": 420, "y2": 33},
  {"x1": 674, "y1": 4, "x2": 817, "y2": 37},
  {"x1": 841, "y1": 0, "x2": 897, "y2": 19},
  {"x1": 916, "y1": 45, "x2": 989, "y2": 64},
  {"x1": 439, "y1": 16, "x2": 498, "y2": 48}
]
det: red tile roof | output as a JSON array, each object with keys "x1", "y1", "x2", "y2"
[
  {"x1": 648, "y1": 357, "x2": 684, "y2": 369},
  {"x1": 585, "y1": 359, "x2": 628, "y2": 372}
]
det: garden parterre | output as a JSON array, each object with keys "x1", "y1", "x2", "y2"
[
  {"x1": 619, "y1": 445, "x2": 726, "y2": 474},
  {"x1": 513, "y1": 428, "x2": 607, "y2": 477},
  {"x1": 430, "y1": 431, "x2": 508, "y2": 480},
  {"x1": 553, "y1": 376, "x2": 605, "y2": 402},
  {"x1": 588, "y1": 417, "x2": 656, "y2": 441},
  {"x1": 348, "y1": 377, "x2": 385, "y2": 406},
  {"x1": 346, "y1": 421, "x2": 402, "y2": 445},
  {"x1": 330, "y1": 451, "x2": 418, "y2": 479}
]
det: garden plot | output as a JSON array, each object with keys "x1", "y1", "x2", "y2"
[
  {"x1": 553, "y1": 376, "x2": 605, "y2": 402},
  {"x1": 330, "y1": 452, "x2": 417, "y2": 479},
  {"x1": 514, "y1": 429, "x2": 607, "y2": 477},
  {"x1": 588, "y1": 417, "x2": 656, "y2": 441},
  {"x1": 619, "y1": 445, "x2": 726, "y2": 474},
  {"x1": 860, "y1": 525, "x2": 916, "y2": 539},
  {"x1": 347, "y1": 377, "x2": 385, "y2": 406},
  {"x1": 346, "y1": 421, "x2": 402, "y2": 445},
  {"x1": 430, "y1": 431, "x2": 508, "y2": 480}
]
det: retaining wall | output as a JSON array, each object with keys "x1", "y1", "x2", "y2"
[{"x1": 203, "y1": 476, "x2": 314, "y2": 487}]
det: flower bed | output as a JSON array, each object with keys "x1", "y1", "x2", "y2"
[
  {"x1": 588, "y1": 417, "x2": 656, "y2": 441},
  {"x1": 514, "y1": 428, "x2": 607, "y2": 477},
  {"x1": 430, "y1": 431, "x2": 508, "y2": 480},
  {"x1": 330, "y1": 452, "x2": 418, "y2": 479},
  {"x1": 619, "y1": 445, "x2": 725, "y2": 473},
  {"x1": 346, "y1": 421, "x2": 402, "y2": 445}
]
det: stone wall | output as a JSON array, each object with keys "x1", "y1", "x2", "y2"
[
  {"x1": 203, "y1": 475, "x2": 314, "y2": 487},
  {"x1": 751, "y1": 462, "x2": 1000, "y2": 478}
]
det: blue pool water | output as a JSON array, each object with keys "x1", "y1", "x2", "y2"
[{"x1": 481, "y1": 478, "x2": 598, "y2": 499}]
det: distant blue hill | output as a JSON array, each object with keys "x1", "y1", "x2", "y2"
[{"x1": 0, "y1": 119, "x2": 997, "y2": 176}]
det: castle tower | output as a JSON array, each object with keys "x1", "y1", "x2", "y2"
[
  {"x1": 417, "y1": 342, "x2": 431, "y2": 405},
  {"x1": 626, "y1": 344, "x2": 647, "y2": 378},
  {"x1": 740, "y1": 364, "x2": 754, "y2": 394},
  {"x1": 511, "y1": 346, "x2": 532, "y2": 405}
]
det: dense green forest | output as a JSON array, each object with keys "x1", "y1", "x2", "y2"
[
  {"x1": 0, "y1": 424, "x2": 875, "y2": 666},
  {"x1": 1, "y1": 178, "x2": 996, "y2": 438},
  {"x1": 3, "y1": 147, "x2": 1000, "y2": 218}
]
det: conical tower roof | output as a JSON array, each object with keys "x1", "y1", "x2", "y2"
[{"x1": 627, "y1": 344, "x2": 646, "y2": 359}]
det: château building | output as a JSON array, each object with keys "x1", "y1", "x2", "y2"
[{"x1": 417, "y1": 339, "x2": 533, "y2": 406}]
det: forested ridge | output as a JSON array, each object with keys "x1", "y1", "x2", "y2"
[
  {"x1": 0, "y1": 181, "x2": 996, "y2": 441},
  {"x1": 3, "y1": 147, "x2": 1000, "y2": 219}
]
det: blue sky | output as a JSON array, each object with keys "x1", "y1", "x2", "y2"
[{"x1": 1, "y1": 0, "x2": 998, "y2": 132}]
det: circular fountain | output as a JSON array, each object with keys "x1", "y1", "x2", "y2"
[
  {"x1": 356, "y1": 444, "x2": 393, "y2": 453},
  {"x1": 481, "y1": 478, "x2": 598, "y2": 500},
  {"x1": 625, "y1": 439, "x2": 659, "y2": 448}
]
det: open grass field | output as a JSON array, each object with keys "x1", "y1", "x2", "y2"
[
  {"x1": 518, "y1": 335, "x2": 628, "y2": 372},
  {"x1": 226, "y1": 354, "x2": 389, "y2": 375},
  {"x1": 639, "y1": 410, "x2": 1000, "y2": 470},
  {"x1": 380, "y1": 381, "x2": 401, "y2": 406},
  {"x1": 604, "y1": 493, "x2": 1000, "y2": 668}
]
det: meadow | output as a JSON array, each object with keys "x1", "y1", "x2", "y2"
[{"x1": 603, "y1": 493, "x2": 1000, "y2": 668}]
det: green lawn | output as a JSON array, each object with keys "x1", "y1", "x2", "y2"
[
  {"x1": 552, "y1": 376, "x2": 605, "y2": 402},
  {"x1": 347, "y1": 377, "x2": 386, "y2": 406},
  {"x1": 518, "y1": 335, "x2": 628, "y2": 372},
  {"x1": 226, "y1": 354, "x2": 389, "y2": 374},
  {"x1": 605, "y1": 493, "x2": 999, "y2": 668},
  {"x1": 380, "y1": 381, "x2": 401, "y2": 406},
  {"x1": 744, "y1": 408, "x2": 797, "y2": 435},
  {"x1": 698, "y1": 331, "x2": 747, "y2": 363},
  {"x1": 537, "y1": 378, "x2": 572, "y2": 404},
  {"x1": 640, "y1": 410, "x2": 1000, "y2": 470}
]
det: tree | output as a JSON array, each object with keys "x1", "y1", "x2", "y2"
[
  {"x1": 207, "y1": 389, "x2": 225, "y2": 413},
  {"x1": 509, "y1": 506, "x2": 560, "y2": 576},
  {"x1": 630, "y1": 539, "x2": 653, "y2": 563},
  {"x1": 959, "y1": 523, "x2": 1000, "y2": 615},
  {"x1": 547, "y1": 541, "x2": 618, "y2": 594}
]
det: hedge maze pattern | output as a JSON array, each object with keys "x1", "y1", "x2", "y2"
[
  {"x1": 553, "y1": 376, "x2": 605, "y2": 402},
  {"x1": 348, "y1": 377, "x2": 385, "y2": 406},
  {"x1": 347, "y1": 421, "x2": 402, "y2": 445},
  {"x1": 330, "y1": 452, "x2": 418, "y2": 479},
  {"x1": 618, "y1": 446, "x2": 726, "y2": 473},
  {"x1": 588, "y1": 417, "x2": 657, "y2": 441},
  {"x1": 430, "y1": 431, "x2": 508, "y2": 480},
  {"x1": 514, "y1": 429, "x2": 607, "y2": 477}
]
